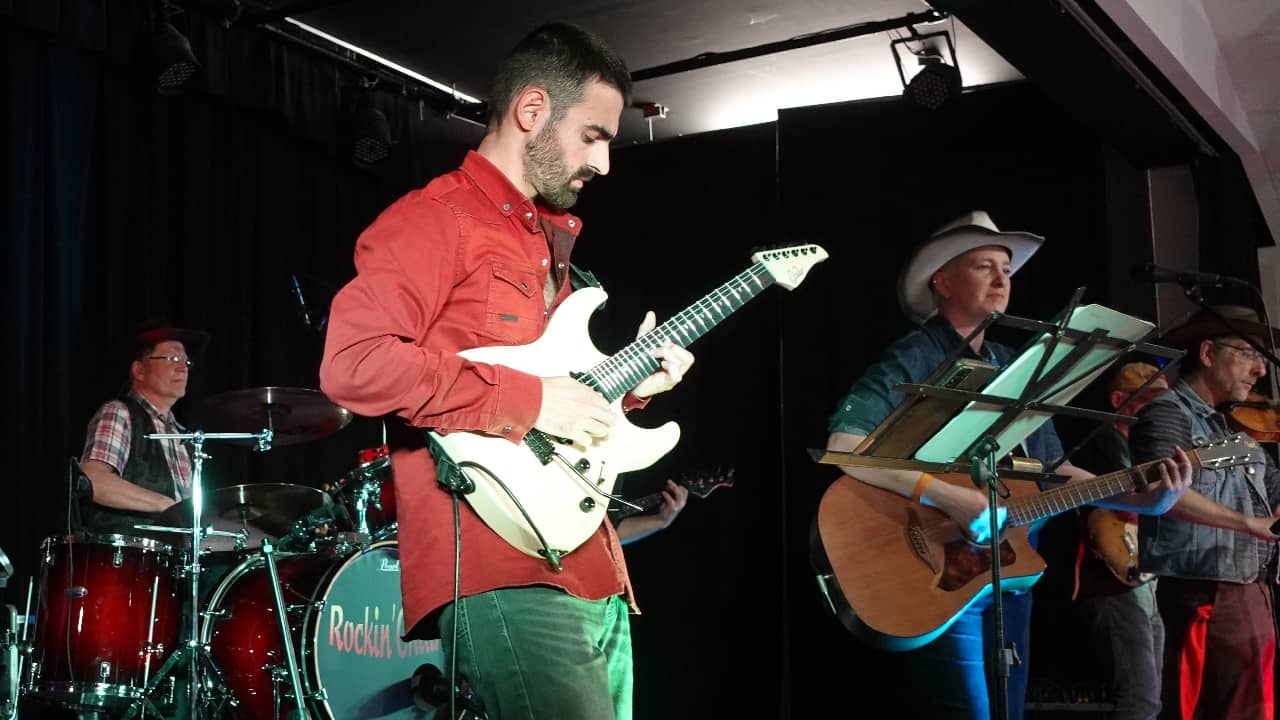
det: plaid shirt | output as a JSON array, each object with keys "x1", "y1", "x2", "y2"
[{"x1": 81, "y1": 393, "x2": 192, "y2": 500}]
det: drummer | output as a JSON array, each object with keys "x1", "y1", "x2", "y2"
[{"x1": 78, "y1": 319, "x2": 209, "y2": 534}]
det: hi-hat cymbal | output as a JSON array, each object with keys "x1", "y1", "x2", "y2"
[
  {"x1": 191, "y1": 386, "x2": 353, "y2": 447},
  {"x1": 156, "y1": 483, "x2": 332, "y2": 541}
]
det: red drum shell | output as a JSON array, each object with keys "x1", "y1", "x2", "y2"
[{"x1": 29, "y1": 533, "x2": 180, "y2": 709}]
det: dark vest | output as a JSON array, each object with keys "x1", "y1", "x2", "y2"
[{"x1": 82, "y1": 396, "x2": 180, "y2": 535}]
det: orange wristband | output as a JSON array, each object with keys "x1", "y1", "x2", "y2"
[{"x1": 911, "y1": 472, "x2": 934, "y2": 503}]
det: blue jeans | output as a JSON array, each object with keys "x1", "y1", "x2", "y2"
[
  {"x1": 894, "y1": 590, "x2": 1034, "y2": 719},
  {"x1": 439, "y1": 587, "x2": 633, "y2": 720}
]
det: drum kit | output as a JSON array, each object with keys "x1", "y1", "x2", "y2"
[{"x1": 12, "y1": 387, "x2": 446, "y2": 719}]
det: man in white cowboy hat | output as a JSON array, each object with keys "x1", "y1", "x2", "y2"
[
  {"x1": 826, "y1": 211, "x2": 1192, "y2": 719},
  {"x1": 1130, "y1": 305, "x2": 1280, "y2": 720},
  {"x1": 78, "y1": 319, "x2": 208, "y2": 534}
]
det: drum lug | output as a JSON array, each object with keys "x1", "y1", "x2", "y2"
[
  {"x1": 98, "y1": 660, "x2": 112, "y2": 682},
  {"x1": 286, "y1": 600, "x2": 325, "y2": 614},
  {"x1": 113, "y1": 547, "x2": 124, "y2": 568}
]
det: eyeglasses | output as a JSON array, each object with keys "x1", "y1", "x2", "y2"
[
  {"x1": 147, "y1": 354, "x2": 193, "y2": 368},
  {"x1": 1213, "y1": 342, "x2": 1266, "y2": 364}
]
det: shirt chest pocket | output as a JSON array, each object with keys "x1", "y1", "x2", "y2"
[{"x1": 482, "y1": 262, "x2": 544, "y2": 344}]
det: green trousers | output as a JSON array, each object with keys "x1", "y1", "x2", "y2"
[{"x1": 439, "y1": 587, "x2": 633, "y2": 720}]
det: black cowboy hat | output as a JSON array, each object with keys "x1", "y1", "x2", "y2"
[
  {"x1": 1159, "y1": 304, "x2": 1280, "y2": 350},
  {"x1": 131, "y1": 317, "x2": 211, "y2": 356}
]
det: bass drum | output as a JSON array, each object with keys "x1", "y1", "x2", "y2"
[{"x1": 202, "y1": 541, "x2": 444, "y2": 719}]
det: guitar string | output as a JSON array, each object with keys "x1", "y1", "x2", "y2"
[
  {"x1": 1004, "y1": 454, "x2": 1202, "y2": 526},
  {"x1": 579, "y1": 264, "x2": 774, "y2": 400}
]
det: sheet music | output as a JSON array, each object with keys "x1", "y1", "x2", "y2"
[{"x1": 914, "y1": 304, "x2": 1154, "y2": 463}]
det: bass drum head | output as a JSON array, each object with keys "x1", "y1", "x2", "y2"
[
  {"x1": 204, "y1": 541, "x2": 444, "y2": 719},
  {"x1": 309, "y1": 542, "x2": 443, "y2": 719}
]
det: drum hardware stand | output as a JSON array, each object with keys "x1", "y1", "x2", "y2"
[
  {"x1": 124, "y1": 428, "x2": 273, "y2": 720},
  {"x1": 1, "y1": 556, "x2": 30, "y2": 720},
  {"x1": 259, "y1": 536, "x2": 313, "y2": 720}
]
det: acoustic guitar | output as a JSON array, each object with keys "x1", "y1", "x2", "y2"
[{"x1": 812, "y1": 434, "x2": 1262, "y2": 651}]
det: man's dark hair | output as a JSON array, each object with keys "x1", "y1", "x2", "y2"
[{"x1": 488, "y1": 22, "x2": 631, "y2": 128}]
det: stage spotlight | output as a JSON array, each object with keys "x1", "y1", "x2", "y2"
[
  {"x1": 352, "y1": 98, "x2": 392, "y2": 168},
  {"x1": 890, "y1": 30, "x2": 962, "y2": 110},
  {"x1": 146, "y1": 21, "x2": 201, "y2": 96},
  {"x1": 904, "y1": 54, "x2": 962, "y2": 110}
]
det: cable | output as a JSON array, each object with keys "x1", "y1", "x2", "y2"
[
  {"x1": 458, "y1": 461, "x2": 562, "y2": 572},
  {"x1": 450, "y1": 495, "x2": 461, "y2": 720}
]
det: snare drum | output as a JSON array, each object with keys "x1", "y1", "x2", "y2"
[
  {"x1": 203, "y1": 541, "x2": 442, "y2": 719},
  {"x1": 27, "y1": 533, "x2": 180, "y2": 710},
  {"x1": 328, "y1": 445, "x2": 397, "y2": 540}
]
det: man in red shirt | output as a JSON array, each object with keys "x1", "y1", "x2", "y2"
[{"x1": 320, "y1": 23, "x2": 693, "y2": 720}]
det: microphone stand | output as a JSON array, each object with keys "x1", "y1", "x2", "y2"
[{"x1": 969, "y1": 434, "x2": 1013, "y2": 720}]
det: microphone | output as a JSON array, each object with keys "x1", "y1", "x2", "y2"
[
  {"x1": 1131, "y1": 263, "x2": 1252, "y2": 289},
  {"x1": 289, "y1": 274, "x2": 314, "y2": 329}
]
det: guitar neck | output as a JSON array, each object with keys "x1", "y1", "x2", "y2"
[
  {"x1": 611, "y1": 491, "x2": 664, "y2": 521},
  {"x1": 1005, "y1": 451, "x2": 1203, "y2": 527},
  {"x1": 576, "y1": 264, "x2": 776, "y2": 402}
]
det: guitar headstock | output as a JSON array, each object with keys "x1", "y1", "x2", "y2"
[
  {"x1": 752, "y1": 245, "x2": 828, "y2": 290},
  {"x1": 679, "y1": 466, "x2": 736, "y2": 499},
  {"x1": 1192, "y1": 433, "x2": 1267, "y2": 470}
]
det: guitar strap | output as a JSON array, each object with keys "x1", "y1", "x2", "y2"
[{"x1": 569, "y1": 264, "x2": 605, "y2": 308}]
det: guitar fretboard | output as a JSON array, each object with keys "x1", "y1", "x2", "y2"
[
  {"x1": 1005, "y1": 453, "x2": 1201, "y2": 527},
  {"x1": 576, "y1": 264, "x2": 776, "y2": 401}
]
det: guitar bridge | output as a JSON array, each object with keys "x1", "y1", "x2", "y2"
[
  {"x1": 906, "y1": 509, "x2": 939, "y2": 574},
  {"x1": 524, "y1": 430, "x2": 556, "y2": 465}
]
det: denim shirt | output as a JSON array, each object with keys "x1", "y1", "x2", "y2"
[
  {"x1": 828, "y1": 316, "x2": 1066, "y2": 467},
  {"x1": 1133, "y1": 379, "x2": 1280, "y2": 583}
]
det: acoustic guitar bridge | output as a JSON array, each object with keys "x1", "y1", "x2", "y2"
[{"x1": 905, "y1": 509, "x2": 939, "y2": 574}]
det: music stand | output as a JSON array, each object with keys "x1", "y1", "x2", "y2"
[{"x1": 813, "y1": 290, "x2": 1183, "y2": 720}]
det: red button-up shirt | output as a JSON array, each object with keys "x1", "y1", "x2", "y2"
[{"x1": 320, "y1": 151, "x2": 633, "y2": 637}]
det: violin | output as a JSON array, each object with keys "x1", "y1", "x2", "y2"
[{"x1": 1225, "y1": 392, "x2": 1280, "y2": 443}]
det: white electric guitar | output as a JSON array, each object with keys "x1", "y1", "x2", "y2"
[{"x1": 428, "y1": 245, "x2": 827, "y2": 564}]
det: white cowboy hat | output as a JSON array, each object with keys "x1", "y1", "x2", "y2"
[{"x1": 897, "y1": 210, "x2": 1045, "y2": 324}]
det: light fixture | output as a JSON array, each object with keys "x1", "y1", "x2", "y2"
[
  {"x1": 144, "y1": 18, "x2": 201, "y2": 96},
  {"x1": 284, "y1": 18, "x2": 482, "y2": 105},
  {"x1": 351, "y1": 91, "x2": 392, "y2": 168},
  {"x1": 890, "y1": 29, "x2": 962, "y2": 110}
]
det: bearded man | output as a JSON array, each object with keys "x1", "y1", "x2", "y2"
[{"x1": 320, "y1": 23, "x2": 694, "y2": 720}]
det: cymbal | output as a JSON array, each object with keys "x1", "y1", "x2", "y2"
[
  {"x1": 191, "y1": 386, "x2": 353, "y2": 447},
  {"x1": 156, "y1": 483, "x2": 332, "y2": 542}
]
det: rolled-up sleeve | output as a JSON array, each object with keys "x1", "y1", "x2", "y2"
[
  {"x1": 319, "y1": 199, "x2": 542, "y2": 439},
  {"x1": 828, "y1": 337, "x2": 920, "y2": 436}
]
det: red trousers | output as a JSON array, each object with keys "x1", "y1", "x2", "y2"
[{"x1": 1157, "y1": 577, "x2": 1275, "y2": 720}]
